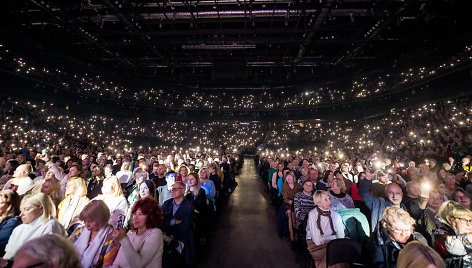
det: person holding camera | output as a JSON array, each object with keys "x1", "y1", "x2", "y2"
[{"x1": 112, "y1": 197, "x2": 164, "y2": 268}]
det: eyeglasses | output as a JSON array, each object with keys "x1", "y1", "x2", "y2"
[
  {"x1": 454, "y1": 217, "x2": 472, "y2": 225},
  {"x1": 389, "y1": 226, "x2": 412, "y2": 235},
  {"x1": 171, "y1": 187, "x2": 185, "y2": 192}
]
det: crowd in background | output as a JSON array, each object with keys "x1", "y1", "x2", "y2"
[
  {"x1": 256, "y1": 119, "x2": 472, "y2": 267},
  {"x1": 1, "y1": 42, "x2": 471, "y2": 109},
  {"x1": 0, "y1": 142, "x2": 241, "y2": 267}
]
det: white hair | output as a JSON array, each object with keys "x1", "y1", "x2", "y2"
[{"x1": 14, "y1": 234, "x2": 81, "y2": 268}]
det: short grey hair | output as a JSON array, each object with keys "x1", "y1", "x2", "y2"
[{"x1": 14, "y1": 234, "x2": 81, "y2": 268}]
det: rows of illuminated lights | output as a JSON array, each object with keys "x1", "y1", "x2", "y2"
[
  {"x1": 1, "y1": 43, "x2": 471, "y2": 109},
  {"x1": 0, "y1": 96, "x2": 470, "y2": 161}
]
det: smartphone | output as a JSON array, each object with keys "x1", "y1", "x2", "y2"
[{"x1": 116, "y1": 214, "x2": 125, "y2": 228}]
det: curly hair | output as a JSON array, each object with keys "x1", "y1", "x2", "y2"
[
  {"x1": 131, "y1": 197, "x2": 163, "y2": 229},
  {"x1": 381, "y1": 206, "x2": 415, "y2": 231}
]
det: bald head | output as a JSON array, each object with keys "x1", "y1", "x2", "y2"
[{"x1": 385, "y1": 183, "x2": 403, "y2": 206}]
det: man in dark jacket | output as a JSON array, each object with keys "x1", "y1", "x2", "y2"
[
  {"x1": 162, "y1": 181, "x2": 195, "y2": 267},
  {"x1": 359, "y1": 171, "x2": 407, "y2": 233}
]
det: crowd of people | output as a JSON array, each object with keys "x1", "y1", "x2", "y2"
[
  {"x1": 1, "y1": 41, "x2": 471, "y2": 110},
  {"x1": 257, "y1": 122, "x2": 472, "y2": 267},
  {"x1": 0, "y1": 146, "x2": 240, "y2": 267}
]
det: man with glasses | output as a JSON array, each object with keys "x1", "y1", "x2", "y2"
[{"x1": 162, "y1": 182, "x2": 195, "y2": 266}]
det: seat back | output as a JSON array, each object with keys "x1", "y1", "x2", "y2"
[
  {"x1": 336, "y1": 208, "x2": 370, "y2": 243},
  {"x1": 326, "y1": 238, "x2": 363, "y2": 267}
]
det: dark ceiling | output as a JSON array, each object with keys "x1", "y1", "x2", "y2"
[{"x1": 0, "y1": 0, "x2": 470, "y2": 91}]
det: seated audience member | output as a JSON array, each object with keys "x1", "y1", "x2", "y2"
[
  {"x1": 402, "y1": 181, "x2": 421, "y2": 216},
  {"x1": 162, "y1": 182, "x2": 195, "y2": 267},
  {"x1": 149, "y1": 163, "x2": 167, "y2": 188},
  {"x1": 2, "y1": 164, "x2": 34, "y2": 196},
  {"x1": 280, "y1": 171, "x2": 303, "y2": 238},
  {"x1": 329, "y1": 178, "x2": 355, "y2": 211},
  {"x1": 208, "y1": 163, "x2": 221, "y2": 194},
  {"x1": 0, "y1": 190, "x2": 21, "y2": 257},
  {"x1": 186, "y1": 172, "x2": 209, "y2": 244},
  {"x1": 139, "y1": 180, "x2": 156, "y2": 200},
  {"x1": 116, "y1": 160, "x2": 133, "y2": 186},
  {"x1": 2, "y1": 193, "x2": 66, "y2": 260},
  {"x1": 176, "y1": 165, "x2": 190, "y2": 183},
  {"x1": 368, "y1": 207, "x2": 421, "y2": 267},
  {"x1": 112, "y1": 197, "x2": 164, "y2": 268},
  {"x1": 127, "y1": 168, "x2": 148, "y2": 206},
  {"x1": 58, "y1": 177, "x2": 90, "y2": 234},
  {"x1": 32, "y1": 166, "x2": 48, "y2": 185},
  {"x1": 306, "y1": 190, "x2": 347, "y2": 268},
  {"x1": 157, "y1": 172, "x2": 175, "y2": 206},
  {"x1": 12, "y1": 234, "x2": 81, "y2": 268},
  {"x1": 371, "y1": 171, "x2": 390, "y2": 200},
  {"x1": 49, "y1": 162, "x2": 83, "y2": 198},
  {"x1": 396, "y1": 241, "x2": 445, "y2": 268},
  {"x1": 294, "y1": 180, "x2": 316, "y2": 230},
  {"x1": 199, "y1": 168, "x2": 216, "y2": 205},
  {"x1": 416, "y1": 190, "x2": 444, "y2": 245},
  {"x1": 87, "y1": 165, "x2": 105, "y2": 200},
  {"x1": 316, "y1": 170, "x2": 332, "y2": 191},
  {"x1": 94, "y1": 176, "x2": 129, "y2": 226},
  {"x1": 37, "y1": 178, "x2": 63, "y2": 207},
  {"x1": 70, "y1": 200, "x2": 120, "y2": 268},
  {"x1": 452, "y1": 188, "x2": 471, "y2": 209},
  {"x1": 359, "y1": 171, "x2": 406, "y2": 232},
  {"x1": 0, "y1": 160, "x2": 19, "y2": 190},
  {"x1": 433, "y1": 200, "x2": 472, "y2": 267}
]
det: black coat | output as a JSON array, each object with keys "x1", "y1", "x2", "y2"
[
  {"x1": 162, "y1": 198, "x2": 195, "y2": 266},
  {"x1": 367, "y1": 225, "x2": 418, "y2": 268}
]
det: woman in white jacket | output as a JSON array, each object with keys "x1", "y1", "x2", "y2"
[
  {"x1": 112, "y1": 197, "x2": 164, "y2": 268},
  {"x1": 2, "y1": 193, "x2": 66, "y2": 260},
  {"x1": 93, "y1": 176, "x2": 128, "y2": 226}
]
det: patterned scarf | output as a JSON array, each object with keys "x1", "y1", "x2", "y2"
[{"x1": 316, "y1": 206, "x2": 335, "y2": 235}]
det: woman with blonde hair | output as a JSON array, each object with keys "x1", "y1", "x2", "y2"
[
  {"x1": 57, "y1": 177, "x2": 90, "y2": 234},
  {"x1": 36, "y1": 178, "x2": 63, "y2": 207},
  {"x1": 397, "y1": 241, "x2": 445, "y2": 268},
  {"x1": 70, "y1": 200, "x2": 120, "y2": 268},
  {"x1": 306, "y1": 190, "x2": 346, "y2": 268},
  {"x1": 329, "y1": 177, "x2": 355, "y2": 211},
  {"x1": 2, "y1": 193, "x2": 66, "y2": 260},
  {"x1": 433, "y1": 200, "x2": 472, "y2": 267},
  {"x1": 176, "y1": 165, "x2": 190, "y2": 183},
  {"x1": 93, "y1": 176, "x2": 128, "y2": 226},
  {"x1": 0, "y1": 190, "x2": 21, "y2": 257},
  {"x1": 368, "y1": 207, "x2": 421, "y2": 267}
]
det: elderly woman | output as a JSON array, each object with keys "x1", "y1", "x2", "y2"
[
  {"x1": 2, "y1": 193, "x2": 66, "y2": 260},
  {"x1": 0, "y1": 190, "x2": 21, "y2": 257},
  {"x1": 69, "y1": 200, "x2": 120, "y2": 268},
  {"x1": 57, "y1": 177, "x2": 90, "y2": 234},
  {"x1": 94, "y1": 176, "x2": 128, "y2": 226},
  {"x1": 112, "y1": 197, "x2": 164, "y2": 268},
  {"x1": 329, "y1": 177, "x2": 355, "y2": 211},
  {"x1": 306, "y1": 190, "x2": 346, "y2": 268},
  {"x1": 368, "y1": 207, "x2": 420, "y2": 267},
  {"x1": 12, "y1": 234, "x2": 81, "y2": 268},
  {"x1": 433, "y1": 200, "x2": 472, "y2": 267}
]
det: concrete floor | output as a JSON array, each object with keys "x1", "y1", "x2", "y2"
[{"x1": 199, "y1": 158, "x2": 305, "y2": 268}]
